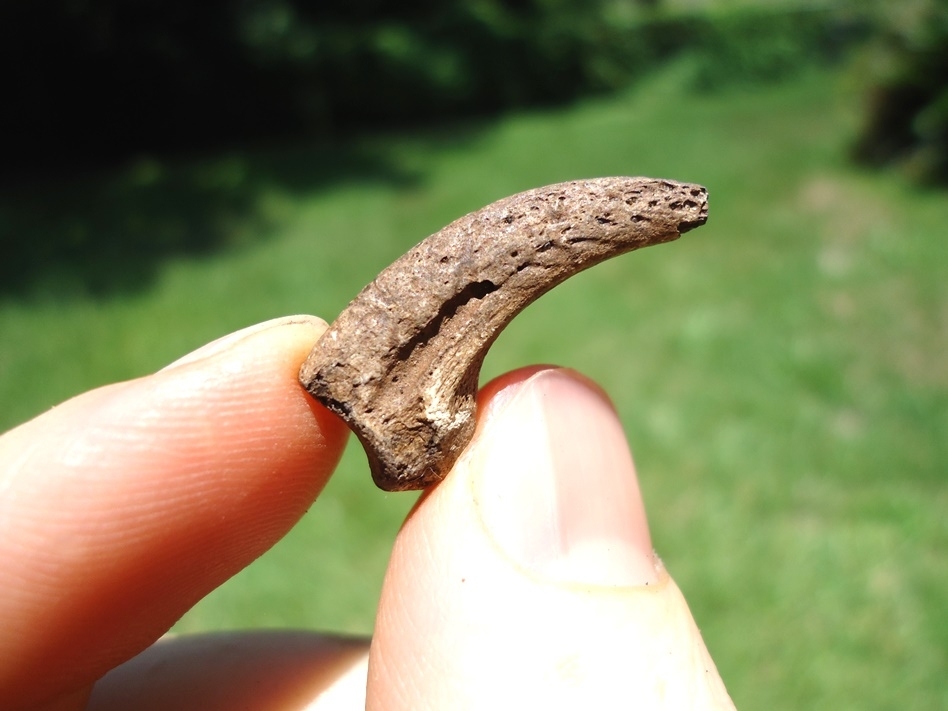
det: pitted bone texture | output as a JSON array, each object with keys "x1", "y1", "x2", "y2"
[{"x1": 300, "y1": 177, "x2": 708, "y2": 491}]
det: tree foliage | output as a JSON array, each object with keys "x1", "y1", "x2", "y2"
[
  {"x1": 1, "y1": 0, "x2": 864, "y2": 177},
  {"x1": 853, "y1": 0, "x2": 948, "y2": 182},
  {"x1": 1, "y1": 0, "x2": 661, "y2": 174}
]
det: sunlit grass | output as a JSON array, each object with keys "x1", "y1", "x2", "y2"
[{"x1": 1, "y1": 64, "x2": 945, "y2": 708}]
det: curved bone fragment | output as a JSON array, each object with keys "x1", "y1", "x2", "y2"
[{"x1": 299, "y1": 177, "x2": 708, "y2": 491}]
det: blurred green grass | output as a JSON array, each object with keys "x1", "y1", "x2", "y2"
[{"x1": 1, "y1": 64, "x2": 946, "y2": 708}]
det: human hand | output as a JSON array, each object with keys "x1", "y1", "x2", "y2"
[{"x1": 0, "y1": 316, "x2": 735, "y2": 710}]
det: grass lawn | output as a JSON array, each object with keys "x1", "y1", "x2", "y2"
[{"x1": 1, "y1": 63, "x2": 946, "y2": 708}]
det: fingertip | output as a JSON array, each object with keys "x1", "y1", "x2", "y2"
[
  {"x1": 161, "y1": 314, "x2": 331, "y2": 372},
  {"x1": 152, "y1": 313, "x2": 351, "y2": 484},
  {"x1": 0, "y1": 315, "x2": 349, "y2": 708}
]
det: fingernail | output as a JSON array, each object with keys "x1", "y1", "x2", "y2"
[
  {"x1": 474, "y1": 369, "x2": 658, "y2": 586},
  {"x1": 161, "y1": 315, "x2": 327, "y2": 371}
]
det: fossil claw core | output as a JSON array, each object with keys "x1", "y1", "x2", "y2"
[{"x1": 300, "y1": 177, "x2": 708, "y2": 491}]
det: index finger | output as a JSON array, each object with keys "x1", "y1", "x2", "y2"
[{"x1": 0, "y1": 315, "x2": 349, "y2": 709}]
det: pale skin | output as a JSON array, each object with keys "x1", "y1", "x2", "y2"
[{"x1": 0, "y1": 315, "x2": 735, "y2": 710}]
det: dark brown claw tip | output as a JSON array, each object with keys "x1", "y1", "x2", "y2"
[{"x1": 299, "y1": 177, "x2": 709, "y2": 491}]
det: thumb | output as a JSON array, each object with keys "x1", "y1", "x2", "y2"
[{"x1": 368, "y1": 367, "x2": 734, "y2": 710}]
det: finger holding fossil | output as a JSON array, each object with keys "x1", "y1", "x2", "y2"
[{"x1": 299, "y1": 177, "x2": 708, "y2": 491}]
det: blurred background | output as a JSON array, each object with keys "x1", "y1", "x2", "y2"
[{"x1": 1, "y1": 0, "x2": 945, "y2": 707}]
